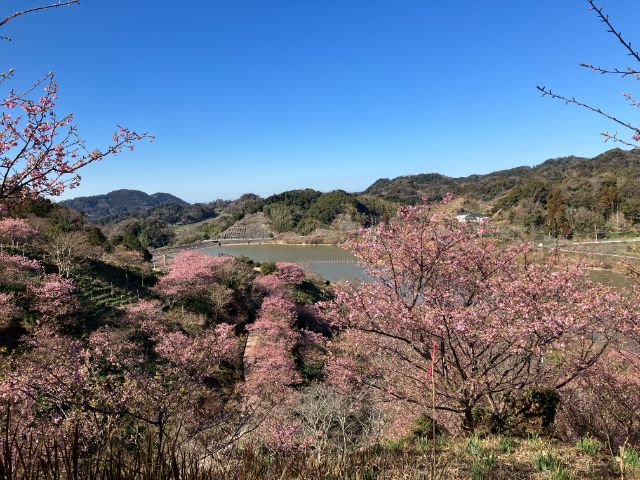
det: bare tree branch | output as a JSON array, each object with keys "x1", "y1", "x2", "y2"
[
  {"x1": 600, "y1": 132, "x2": 639, "y2": 148},
  {"x1": 580, "y1": 63, "x2": 640, "y2": 80},
  {"x1": 587, "y1": 0, "x2": 640, "y2": 64},
  {"x1": 537, "y1": 86, "x2": 640, "y2": 137},
  {"x1": 0, "y1": 1, "x2": 80, "y2": 40},
  {"x1": 624, "y1": 92, "x2": 640, "y2": 108}
]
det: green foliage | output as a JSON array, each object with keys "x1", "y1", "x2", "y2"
[
  {"x1": 466, "y1": 434, "x2": 483, "y2": 456},
  {"x1": 236, "y1": 255, "x2": 254, "y2": 266},
  {"x1": 494, "y1": 180, "x2": 551, "y2": 213},
  {"x1": 292, "y1": 280, "x2": 332, "y2": 305},
  {"x1": 300, "y1": 359, "x2": 325, "y2": 382},
  {"x1": 533, "y1": 451, "x2": 560, "y2": 472},
  {"x1": 383, "y1": 438, "x2": 406, "y2": 452},
  {"x1": 299, "y1": 190, "x2": 353, "y2": 227},
  {"x1": 471, "y1": 453, "x2": 496, "y2": 480},
  {"x1": 260, "y1": 262, "x2": 277, "y2": 275},
  {"x1": 624, "y1": 447, "x2": 640, "y2": 468},
  {"x1": 111, "y1": 217, "x2": 175, "y2": 249},
  {"x1": 412, "y1": 414, "x2": 443, "y2": 440},
  {"x1": 518, "y1": 386, "x2": 560, "y2": 431},
  {"x1": 464, "y1": 434, "x2": 496, "y2": 480},
  {"x1": 576, "y1": 436, "x2": 601, "y2": 456},
  {"x1": 549, "y1": 466, "x2": 572, "y2": 480},
  {"x1": 499, "y1": 436, "x2": 514, "y2": 454},
  {"x1": 85, "y1": 226, "x2": 108, "y2": 246}
]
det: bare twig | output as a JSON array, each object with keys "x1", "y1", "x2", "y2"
[
  {"x1": 580, "y1": 64, "x2": 640, "y2": 80},
  {"x1": 0, "y1": 1, "x2": 80, "y2": 40},
  {"x1": 586, "y1": 0, "x2": 640, "y2": 64},
  {"x1": 537, "y1": 86, "x2": 640, "y2": 139},
  {"x1": 600, "y1": 131, "x2": 639, "y2": 148},
  {"x1": 623, "y1": 92, "x2": 640, "y2": 108}
]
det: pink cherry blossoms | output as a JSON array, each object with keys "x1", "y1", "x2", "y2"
[
  {"x1": 324, "y1": 197, "x2": 635, "y2": 433},
  {"x1": 0, "y1": 74, "x2": 149, "y2": 209},
  {"x1": 28, "y1": 273, "x2": 78, "y2": 324},
  {"x1": 0, "y1": 217, "x2": 37, "y2": 247}
]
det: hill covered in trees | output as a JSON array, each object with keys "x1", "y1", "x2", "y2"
[
  {"x1": 3, "y1": 195, "x2": 640, "y2": 480},
  {"x1": 60, "y1": 189, "x2": 189, "y2": 220},
  {"x1": 62, "y1": 148, "x2": 640, "y2": 248}
]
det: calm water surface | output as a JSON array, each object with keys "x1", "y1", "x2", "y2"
[
  {"x1": 198, "y1": 244, "x2": 631, "y2": 286},
  {"x1": 200, "y1": 244, "x2": 364, "y2": 282}
]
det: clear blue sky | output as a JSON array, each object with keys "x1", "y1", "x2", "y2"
[{"x1": 3, "y1": 0, "x2": 639, "y2": 202}]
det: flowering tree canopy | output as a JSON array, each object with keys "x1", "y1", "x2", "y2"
[
  {"x1": 0, "y1": 217, "x2": 37, "y2": 246},
  {"x1": 28, "y1": 273, "x2": 78, "y2": 324},
  {"x1": 0, "y1": 74, "x2": 149, "y2": 210},
  {"x1": 153, "y1": 251, "x2": 233, "y2": 304},
  {"x1": 325, "y1": 197, "x2": 632, "y2": 432}
]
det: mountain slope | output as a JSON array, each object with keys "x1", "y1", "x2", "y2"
[
  {"x1": 61, "y1": 189, "x2": 189, "y2": 219},
  {"x1": 365, "y1": 148, "x2": 640, "y2": 205}
]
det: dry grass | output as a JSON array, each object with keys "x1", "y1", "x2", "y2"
[{"x1": 3, "y1": 425, "x2": 639, "y2": 479}]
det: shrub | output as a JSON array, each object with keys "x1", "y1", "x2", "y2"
[
  {"x1": 624, "y1": 447, "x2": 640, "y2": 468},
  {"x1": 517, "y1": 386, "x2": 560, "y2": 431},
  {"x1": 412, "y1": 414, "x2": 444, "y2": 440},
  {"x1": 260, "y1": 262, "x2": 277, "y2": 274},
  {"x1": 471, "y1": 453, "x2": 496, "y2": 480},
  {"x1": 549, "y1": 466, "x2": 572, "y2": 480},
  {"x1": 499, "y1": 437, "x2": 514, "y2": 454},
  {"x1": 576, "y1": 436, "x2": 601, "y2": 455},
  {"x1": 533, "y1": 450, "x2": 560, "y2": 472}
]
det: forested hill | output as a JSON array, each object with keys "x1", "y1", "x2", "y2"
[
  {"x1": 62, "y1": 148, "x2": 640, "y2": 247},
  {"x1": 365, "y1": 148, "x2": 640, "y2": 206},
  {"x1": 366, "y1": 148, "x2": 640, "y2": 236},
  {"x1": 60, "y1": 189, "x2": 189, "y2": 219}
]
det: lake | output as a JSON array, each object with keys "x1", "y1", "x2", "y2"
[
  {"x1": 196, "y1": 244, "x2": 632, "y2": 286},
  {"x1": 199, "y1": 244, "x2": 364, "y2": 282}
]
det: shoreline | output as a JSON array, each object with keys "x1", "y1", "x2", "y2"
[{"x1": 151, "y1": 239, "x2": 344, "y2": 259}]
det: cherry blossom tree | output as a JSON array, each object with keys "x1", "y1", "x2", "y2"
[
  {"x1": 28, "y1": 273, "x2": 78, "y2": 324},
  {"x1": 558, "y1": 276, "x2": 640, "y2": 450},
  {"x1": 0, "y1": 292, "x2": 18, "y2": 329},
  {"x1": 0, "y1": 75, "x2": 149, "y2": 211},
  {"x1": 153, "y1": 251, "x2": 233, "y2": 308},
  {"x1": 0, "y1": 2, "x2": 149, "y2": 211},
  {"x1": 1, "y1": 297, "x2": 246, "y2": 459},
  {"x1": 254, "y1": 261, "x2": 306, "y2": 295},
  {"x1": 0, "y1": 217, "x2": 37, "y2": 249},
  {"x1": 325, "y1": 197, "x2": 632, "y2": 433},
  {"x1": 232, "y1": 262, "x2": 309, "y2": 448}
]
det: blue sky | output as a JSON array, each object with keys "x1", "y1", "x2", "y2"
[{"x1": 2, "y1": 0, "x2": 640, "y2": 202}]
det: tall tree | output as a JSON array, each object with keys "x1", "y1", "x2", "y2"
[{"x1": 325, "y1": 197, "x2": 630, "y2": 433}]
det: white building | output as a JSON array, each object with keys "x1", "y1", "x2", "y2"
[{"x1": 455, "y1": 212, "x2": 488, "y2": 223}]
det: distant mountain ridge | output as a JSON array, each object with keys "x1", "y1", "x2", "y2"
[
  {"x1": 61, "y1": 148, "x2": 640, "y2": 247},
  {"x1": 365, "y1": 149, "x2": 640, "y2": 206},
  {"x1": 60, "y1": 189, "x2": 189, "y2": 219}
]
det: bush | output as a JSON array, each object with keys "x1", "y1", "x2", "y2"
[
  {"x1": 412, "y1": 413, "x2": 444, "y2": 440},
  {"x1": 519, "y1": 386, "x2": 560, "y2": 430},
  {"x1": 499, "y1": 436, "x2": 514, "y2": 454},
  {"x1": 533, "y1": 450, "x2": 560, "y2": 472},
  {"x1": 260, "y1": 262, "x2": 277, "y2": 274},
  {"x1": 576, "y1": 436, "x2": 601, "y2": 455},
  {"x1": 549, "y1": 466, "x2": 572, "y2": 480},
  {"x1": 624, "y1": 447, "x2": 640, "y2": 468}
]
